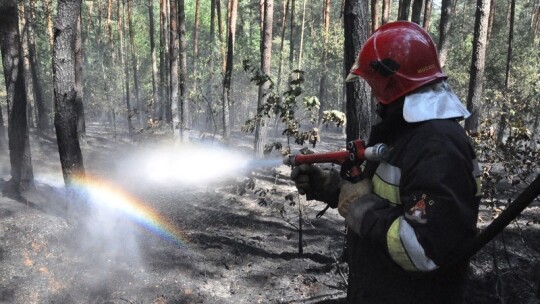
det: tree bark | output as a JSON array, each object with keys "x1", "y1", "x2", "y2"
[
  {"x1": 465, "y1": 0, "x2": 491, "y2": 134},
  {"x1": 288, "y1": 0, "x2": 295, "y2": 69},
  {"x1": 317, "y1": 0, "x2": 331, "y2": 126},
  {"x1": 382, "y1": 0, "x2": 390, "y2": 25},
  {"x1": 192, "y1": 0, "x2": 200, "y2": 110},
  {"x1": 178, "y1": 0, "x2": 189, "y2": 141},
  {"x1": 53, "y1": 0, "x2": 85, "y2": 186},
  {"x1": 423, "y1": 0, "x2": 432, "y2": 30},
  {"x1": 149, "y1": 0, "x2": 159, "y2": 120},
  {"x1": 159, "y1": 0, "x2": 170, "y2": 121},
  {"x1": 276, "y1": 0, "x2": 289, "y2": 89},
  {"x1": 0, "y1": 0, "x2": 34, "y2": 193},
  {"x1": 170, "y1": 0, "x2": 180, "y2": 138},
  {"x1": 437, "y1": 0, "x2": 455, "y2": 68},
  {"x1": 411, "y1": 0, "x2": 423, "y2": 24},
  {"x1": 343, "y1": 1, "x2": 372, "y2": 300},
  {"x1": 398, "y1": 0, "x2": 412, "y2": 20},
  {"x1": 27, "y1": 0, "x2": 51, "y2": 132},
  {"x1": 371, "y1": 0, "x2": 379, "y2": 32},
  {"x1": 254, "y1": 0, "x2": 273, "y2": 158},
  {"x1": 222, "y1": 0, "x2": 238, "y2": 143},
  {"x1": 496, "y1": 0, "x2": 515, "y2": 145},
  {"x1": 297, "y1": 0, "x2": 306, "y2": 70},
  {"x1": 127, "y1": 0, "x2": 143, "y2": 129},
  {"x1": 74, "y1": 13, "x2": 86, "y2": 142},
  {"x1": 119, "y1": 0, "x2": 134, "y2": 135}
]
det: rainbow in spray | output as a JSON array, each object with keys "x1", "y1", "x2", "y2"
[{"x1": 71, "y1": 174, "x2": 190, "y2": 248}]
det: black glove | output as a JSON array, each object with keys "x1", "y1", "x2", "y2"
[{"x1": 290, "y1": 164, "x2": 341, "y2": 207}]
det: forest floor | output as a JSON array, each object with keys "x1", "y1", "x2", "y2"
[{"x1": 1, "y1": 123, "x2": 540, "y2": 304}]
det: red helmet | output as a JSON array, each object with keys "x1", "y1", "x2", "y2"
[{"x1": 346, "y1": 21, "x2": 446, "y2": 105}]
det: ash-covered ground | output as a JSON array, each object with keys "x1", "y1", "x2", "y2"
[{"x1": 1, "y1": 124, "x2": 539, "y2": 304}]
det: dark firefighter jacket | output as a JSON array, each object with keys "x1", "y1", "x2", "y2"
[{"x1": 346, "y1": 112, "x2": 482, "y2": 304}]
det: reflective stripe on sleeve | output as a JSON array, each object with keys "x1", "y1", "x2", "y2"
[
  {"x1": 387, "y1": 217, "x2": 439, "y2": 272},
  {"x1": 373, "y1": 163, "x2": 401, "y2": 205}
]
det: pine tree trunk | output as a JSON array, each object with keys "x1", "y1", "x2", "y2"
[
  {"x1": 496, "y1": 0, "x2": 515, "y2": 145},
  {"x1": 288, "y1": 0, "x2": 295, "y2": 69},
  {"x1": 26, "y1": 0, "x2": 50, "y2": 132},
  {"x1": 178, "y1": 0, "x2": 189, "y2": 141},
  {"x1": 222, "y1": 0, "x2": 238, "y2": 143},
  {"x1": 465, "y1": 0, "x2": 491, "y2": 134},
  {"x1": 192, "y1": 0, "x2": 200, "y2": 120},
  {"x1": 317, "y1": 0, "x2": 331, "y2": 127},
  {"x1": 170, "y1": 0, "x2": 180, "y2": 138},
  {"x1": 149, "y1": 0, "x2": 159, "y2": 120},
  {"x1": 276, "y1": 0, "x2": 289, "y2": 89},
  {"x1": 127, "y1": 0, "x2": 143, "y2": 129},
  {"x1": 423, "y1": 0, "x2": 432, "y2": 30},
  {"x1": 254, "y1": 0, "x2": 273, "y2": 158},
  {"x1": 371, "y1": 0, "x2": 379, "y2": 32},
  {"x1": 159, "y1": 0, "x2": 170, "y2": 122},
  {"x1": 297, "y1": 0, "x2": 306, "y2": 70},
  {"x1": 119, "y1": 0, "x2": 134, "y2": 135},
  {"x1": 53, "y1": 0, "x2": 85, "y2": 186},
  {"x1": 343, "y1": 1, "x2": 372, "y2": 299},
  {"x1": 74, "y1": 13, "x2": 86, "y2": 143},
  {"x1": 411, "y1": 0, "x2": 423, "y2": 24},
  {"x1": 382, "y1": 0, "x2": 390, "y2": 25},
  {"x1": 437, "y1": 0, "x2": 455, "y2": 68},
  {"x1": 398, "y1": 0, "x2": 412, "y2": 20},
  {"x1": 0, "y1": 0, "x2": 34, "y2": 193}
]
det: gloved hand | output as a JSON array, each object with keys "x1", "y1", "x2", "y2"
[
  {"x1": 338, "y1": 179, "x2": 373, "y2": 218},
  {"x1": 290, "y1": 164, "x2": 341, "y2": 207}
]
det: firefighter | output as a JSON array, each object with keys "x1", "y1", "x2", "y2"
[{"x1": 291, "y1": 21, "x2": 481, "y2": 303}]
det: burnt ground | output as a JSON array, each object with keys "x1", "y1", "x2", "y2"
[{"x1": 1, "y1": 124, "x2": 539, "y2": 304}]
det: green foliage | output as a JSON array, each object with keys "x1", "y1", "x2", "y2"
[
  {"x1": 322, "y1": 110, "x2": 346, "y2": 127},
  {"x1": 241, "y1": 60, "x2": 319, "y2": 146}
]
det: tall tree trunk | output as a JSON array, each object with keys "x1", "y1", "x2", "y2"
[
  {"x1": 192, "y1": 0, "x2": 200, "y2": 107},
  {"x1": 276, "y1": 0, "x2": 289, "y2": 89},
  {"x1": 216, "y1": 0, "x2": 225, "y2": 72},
  {"x1": 222, "y1": 0, "x2": 238, "y2": 143},
  {"x1": 423, "y1": 0, "x2": 432, "y2": 30},
  {"x1": 496, "y1": 0, "x2": 515, "y2": 145},
  {"x1": 98, "y1": 0, "x2": 115, "y2": 133},
  {"x1": 411, "y1": 0, "x2": 423, "y2": 24},
  {"x1": 343, "y1": 1, "x2": 372, "y2": 301},
  {"x1": 19, "y1": 1, "x2": 36, "y2": 130},
  {"x1": 297, "y1": 0, "x2": 306, "y2": 70},
  {"x1": 74, "y1": 13, "x2": 85, "y2": 143},
  {"x1": 178, "y1": 0, "x2": 189, "y2": 141},
  {"x1": 45, "y1": 0, "x2": 54, "y2": 52},
  {"x1": 382, "y1": 0, "x2": 390, "y2": 25},
  {"x1": 26, "y1": 0, "x2": 50, "y2": 132},
  {"x1": 317, "y1": 0, "x2": 331, "y2": 126},
  {"x1": 127, "y1": 0, "x2": 143, "y2": 129},
  {"x1": 149, "y1": 0, "x2": 159, "y2": 120},
  {"x1": 206, "y1": 0, "x2": 216, "y2": 132},
  {"x1": 288, "y1": 0, "x2": 295, "y2": 69},
  {"x1": 371, "y1": 0, "x2": 379, "y2": 32},
  {"x1": 398, "y1": 0, "x2": 412, "y2": 20},
  {"x1": 159, "y1": 0, "x2": 170, "y2": 121},
  {"x1": 437, "y1": 0, "x2": 455, "y2": 68},
  {"x1": 120, "y1": 0, "x2": 133, "y2": 135},
  {"x1": 170, "y1": 0, "x2": 180, "y2": 138},
  {"x1": 465, "y1": 0, "x2": 491, "y2": 134},
  {"x1": 254, "y1": 0, "x2": 273, "y2": 158},
  {"x1": 0, "y1": 0, "x2": 34, "y2": 193},
  {"x1": 0, "y1": 103, "x2": 5, "y2": 150},
  {"x1": 53, "y1": 0, "x2": 85, "y2": 186}
]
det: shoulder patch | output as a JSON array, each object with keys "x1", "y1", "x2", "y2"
[{"x1": 404, "y1": 194, "x2": 435, "y2": 224}]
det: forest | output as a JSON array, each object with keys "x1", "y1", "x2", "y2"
[{"x1": 0, "y1": 0, "x2": 539, "y2": 303}]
